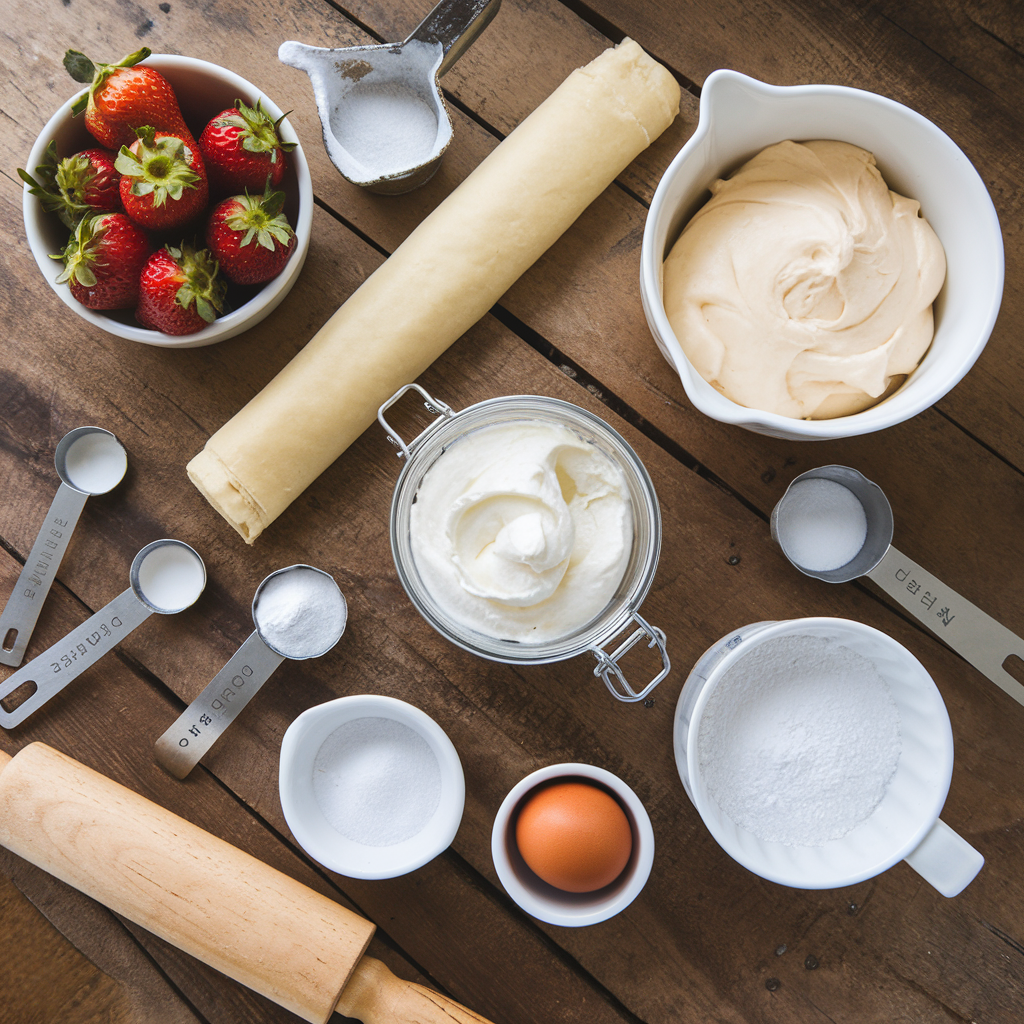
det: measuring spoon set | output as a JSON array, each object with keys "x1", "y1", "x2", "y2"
[{"x1": 0, "y1": 429, "x2": 348, "y2": 774}]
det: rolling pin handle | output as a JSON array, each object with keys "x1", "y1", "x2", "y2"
[{"x1": 337, "y1": 955, "x2": 495, "y2": 1024}]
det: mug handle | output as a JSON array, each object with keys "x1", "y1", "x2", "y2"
[{"x1": 903, "y1": 818, "x2": 984, "y2": 897}]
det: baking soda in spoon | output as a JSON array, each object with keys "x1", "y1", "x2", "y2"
[{"x1": 154, "y1": 565, "x2": 347, "y2": 779}]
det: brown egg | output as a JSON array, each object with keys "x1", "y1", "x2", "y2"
[{"x1": 514, "y1": 780, "x2": 633, "y2": 893}]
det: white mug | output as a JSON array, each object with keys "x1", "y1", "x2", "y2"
[{"x1": 673, "y1": 618, "x2": 983, "y2": 897}]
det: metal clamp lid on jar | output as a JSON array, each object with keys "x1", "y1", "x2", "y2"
[{"x1": 378, "y1": 383, "x2": 670, "y2": 702}]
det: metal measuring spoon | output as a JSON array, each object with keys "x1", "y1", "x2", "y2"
[
  {"x1": 771, "y1": 465, "x2": 1024, "y2": 706},
  {"x1": 279, "y1": 0, "x2": 501, "y2": 194},
  {"x1": 0, "y1": 540, "x2": 205, "y2": 729},
  {"x1": 0, "y1": 427, "x2": 127, "y2": 667},
  {"x1": 153, "y1": 565, "x2": 347, "y2": 779}
]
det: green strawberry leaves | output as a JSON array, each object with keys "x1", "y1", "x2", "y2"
[
  {"x1": 54, "y1": 213, "x2": 106, "y2": 287},
  {"x1": 166, "y1": 243, "x2": 227, "y2": 323},
  {"x1": 212, "y1": 98, "x2": 297, "y2": 156},
  {"x1": 116, "y1": 126, "x2": 199, "y2": 206},
  {"x1": 223, "y1": 187, "x2": 295, "y2": 251}
]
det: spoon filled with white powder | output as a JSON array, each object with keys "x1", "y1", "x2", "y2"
[
  {"x1": 0, "y1": 426, "x2": 127, "y2": 667},
  {"x1": 771, "y1": 464, "x2": 1024, "y2": 706},
  {"x1": 154, "y1": 565, "x2": 347, "y2": 779},
  {"x1": 0, "y1": 539, "x2": 206, "y2": 729}
]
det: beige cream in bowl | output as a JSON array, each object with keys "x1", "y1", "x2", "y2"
[{"x1": 640, "y1": 71, "x2": 1003, "y2": 441}]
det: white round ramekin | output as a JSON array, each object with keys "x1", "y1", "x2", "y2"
[
  {"x1": 641, "y1": 70, "x2": 1004, "y2": 441},
  {"x1": 673, "y1": 618, "x2": 984, "y2": 896},
  {"x1": 491, "y1": 762, "x2": 655, "y2": 927},
  {"x1": 23, "y1": 54, "x2": 312, "y2": 348},
  {"x1": 279, "y1": 694, "x2": 465, "y2": 879}
]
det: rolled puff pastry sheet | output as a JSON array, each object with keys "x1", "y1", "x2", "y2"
[{"x1": 188, "y1": 38, "x2": 680, "y2": 543}]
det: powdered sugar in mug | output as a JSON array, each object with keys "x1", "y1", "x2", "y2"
[{"x1": 673, "y1": 617, "x2": 984, "y2": 897}]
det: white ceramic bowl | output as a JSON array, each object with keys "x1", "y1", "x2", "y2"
[
  {"x1": 640, "y1": 70, "x2": 1004, "y2": 440},
  {"x1": 673, "y1": 618, "x2": 984, "y2": 896},
  {"x1": 23, "y1": 54, "x2": 312, "y2": 348},
  {"x1": 279, "y1": 694, "x2": 465, "y2": 879},
  {"x1": 491, "y1": 762, "x2": 655, "y2": 926}
]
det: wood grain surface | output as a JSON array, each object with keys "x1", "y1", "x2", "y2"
[{"x1": 2, "y1": 0, "x2": 1022, "y2": 1022}]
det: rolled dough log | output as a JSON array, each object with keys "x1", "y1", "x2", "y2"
[{"x1": 188, "y1": 38, "x2": 680, "y2": 542}]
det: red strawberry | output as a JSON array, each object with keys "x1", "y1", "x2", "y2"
[
  {"x1": 136, "y1": 244, "x2": 226, "y2": 335},
  {"x1": 115, "y1": 127, "x2": 208, "y2": 231},
  {"x1": 198, "y1": 99, "x2": 296, "y2": 194},
  {"x1": 19, "y1": 141, "x2": 120, "y2": 229},
  {"x1": 53, "y1": 212, "x2": 151, "y2": 309},
  {"x1": 64, "y1": 48, "x2": 194, "y2": 151},
  {"x1": 205, "y1": 188, "x2": 296, "y2": 285}
]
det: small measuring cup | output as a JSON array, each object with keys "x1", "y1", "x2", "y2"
[
  {"x1": 771, "y1": 465, "x2": 1024, "y2": 706},
  {"x1": 0, "y1": 540, "x2": 206, "y2": 729},
  {"x1": 0, "y1": 427, "x2": 127, "y2": 667},
  {"x1": 279, "y1": 0, "x2": 501, "y2": 193},
  {"x1": 154, "y1": 565, "x2": 347, "y2": 779}
]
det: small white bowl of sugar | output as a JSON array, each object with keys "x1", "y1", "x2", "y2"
[{"x1": 279, "y1": 694, "x2": 465, "y2": 878}]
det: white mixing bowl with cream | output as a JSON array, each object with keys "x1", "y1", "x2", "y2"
[{"x1": 640, "y1": 70, "x2": 1003, "y2": 440}]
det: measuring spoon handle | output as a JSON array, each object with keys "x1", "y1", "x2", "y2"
[
  {"x1": 407, "y1": 0, "x2": 502, "y2": 78},
  {"x1": 154, "y1": 631, "x2": 285, "y2": 779},
  {"x1": 0, "y1": 588, "x2": 151, "y2": 729},
  {"x1": 867, "y1": 546, "x2": 1024, "y2": 706},
  {"x1": 0, "y1": 484, "x2": 89, "y2": 667}
]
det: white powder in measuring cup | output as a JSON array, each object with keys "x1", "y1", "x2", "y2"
[
  {"x1": 313, "y1": 717, "x2": 442, "y2": 846},
  {"x1": 331, "y1": 82, "x2": 439, "y2": 179},
  {"x1": 698, "y1": 635, "x2": 901, "y2": 847},
  {"x1": 776, "y1": 478, "x2": 868, "y2": 572},
  {"x1": 254, "y1": 567, "x2": 346, "y2": 658}
]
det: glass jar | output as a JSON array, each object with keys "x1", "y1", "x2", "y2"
[{"x1": 378, "y1": 384, "x2": 670, "y2": 702}]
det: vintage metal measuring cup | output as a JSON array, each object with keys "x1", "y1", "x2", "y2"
[
  {"x1": 154, "y1": 565, "x2": 347, "y2": 779},
  {"x1": 0, "y1": 540, "x2": 206, "y2": 729},
  {"x1": 771, "y1": 465, "x2": 1024, "y2": 706},
  {"x1": 279, "y1": 0, "x2": 501, "y2": 193},
  {"x1": 0, "y1": 427, "x2": 127, "y2": 667}
]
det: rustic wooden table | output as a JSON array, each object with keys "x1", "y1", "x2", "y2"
[{"x1": 3, "y1": 1, "x2": 1023, "y2": 1021}]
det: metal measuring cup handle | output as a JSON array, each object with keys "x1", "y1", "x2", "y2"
[
  {"x1": 866, "y1": 547, "x2": 1024, "y2": 707},
  {"x1": 0, "y1": 427, "x2": 126, "y2": 667},
  {"x1": 406, "y1": 0, "x2": 503, "y2": 79},
  {"x1": 0, "y1": 540, "x2": 205, "y2": 730},
  {"x1": 154, "y1": 565, "x2": 347, "y2": 779},
  {"x1": 154, "y1": 632, "x2": 286, "y2": 779},
  {"x1": 0, "y1": 588, "x2": 152, "y2": 729}
]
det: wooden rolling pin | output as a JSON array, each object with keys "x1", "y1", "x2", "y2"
[{"x1": 0, "y1": 743, "x2": 492, "y2": 1024}]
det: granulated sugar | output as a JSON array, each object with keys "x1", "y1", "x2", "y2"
[
  {"x1": 332, "y1": 82, "x2": 439, "y2": 179},
  {"x1": 776, "y1": 478, "x2": 868, "y2": 572},
  {"x1": 698, "y1": 635, "x2": 901, "y2": 847},
  {"x1": 313, "y1": 717, "x2": 441, "y2": 846}
]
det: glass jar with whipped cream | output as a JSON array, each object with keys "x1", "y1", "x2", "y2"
[{"x1": 378, "y1": 385, "x2": 670, "y2": 702}]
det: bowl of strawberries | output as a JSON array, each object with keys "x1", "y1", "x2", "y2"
[{"x1": 21, "y1": 48, "x2": 312, "y2": 347}]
